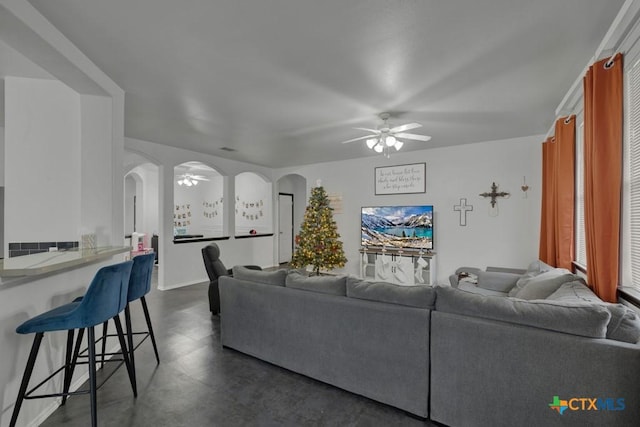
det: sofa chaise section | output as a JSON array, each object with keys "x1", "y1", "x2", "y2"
[
  {"x1": 430, "y1": 287, "x2": 640, "y2": 427},
  {"x1": 219, "y1": 275, "x2": 432, "y2": 418}
]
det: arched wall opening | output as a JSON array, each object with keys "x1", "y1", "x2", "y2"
[
  {"x1": 235, "y1": 172, "x2": 273, "y2": 236},
  {"x1": 173, "y1": 161, "x2": 224, "y2": 238}
]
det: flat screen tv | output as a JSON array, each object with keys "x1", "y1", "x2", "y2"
[{"x1": 361, "y1": 205, "x2": 433, "y2": 250}]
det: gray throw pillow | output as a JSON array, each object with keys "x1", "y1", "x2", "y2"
[
  {"x1": 232, "y1": 266, "x2": 286, "y2": 286},
  {"x1": 346, "y1": 276, "x2": 436, "y2": 308},
  {"x1": 285, "y1": 271, "x2": 346, "y2": 296},
  {"x1": 435, "y1": 286, "x2": 611, "y2": 338},
  {"x1": 508, "y1": 267, "x2": 573, "y2": 297},
  {"x1": 513, "y1": 273, "x2": 579, "y2": 300}
]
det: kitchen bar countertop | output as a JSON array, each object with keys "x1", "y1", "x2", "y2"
[{"x1": 0, "y1": 246, "x2": 131, "y2": 278}]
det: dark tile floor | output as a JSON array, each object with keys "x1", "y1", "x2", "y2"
[{"x1": 38, "y1": 269, "x2": 437, "y2": 426}]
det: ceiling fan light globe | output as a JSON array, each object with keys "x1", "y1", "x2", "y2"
[
  {"x1": 177, "y1": 179, "x2": 184, "y2": 186},
  {"x1": 374, "y1": 144, "x2": 384, "y2": 153},
  {"x1": 192, "y1": 179, "x2": 198, "y2": 185},
  {"x1": 366, "y1": 138, "x2": 377, "y2": 149},
  {"x1": 394, "y1": 141, "x2": 404, "y2": 151},
  {"x1": 385, "y1": 136, "x2": 396, "y2": 147}
]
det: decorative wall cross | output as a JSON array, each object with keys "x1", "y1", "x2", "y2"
[
  {"x1": 479, "y1": 182, "x2": 510, "y2": 208},
  {"x1": 453, "y1": 198, "x2": 473, "y2": 226}
]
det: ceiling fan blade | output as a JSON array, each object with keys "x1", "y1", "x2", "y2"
[
  {"x1": 341, "y1": 135, "x2": 375, "y2": 144},
  {"x1": 396, "y1": 133, "x2": 432, "y2": 142},
  {"x1": 390, "y1": 123, "x2": 422, "y2": 133},
  {"x1": 353, "y1": 127, "x2": 381, "y2": 134}
]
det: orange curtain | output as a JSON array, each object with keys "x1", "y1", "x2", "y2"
[
  {"x1": 539, "y1": 137, "x2": 557, "y2": 265},
  {"x1": 583, "y1": 54, "x2": 623, "y2": 303},
  {"x1": 538, "y1": 116, "x2": 575, "y2": 269},
  {"x1": 554, "y1": 116, "x2": 575, "y2": 270}
]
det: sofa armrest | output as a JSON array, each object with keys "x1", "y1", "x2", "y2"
[{"x1": 450, "y1": 267, "x2": 483, "y2": 288}]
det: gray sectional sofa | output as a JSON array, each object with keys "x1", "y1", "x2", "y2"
[
  {"x1": 219, "y1": 268, "x2": 434, "y2": 418},
  {"x1": 219, "y1": 264, "x2": 640, "y2": 426}
]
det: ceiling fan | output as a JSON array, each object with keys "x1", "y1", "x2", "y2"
[
  {"x1": 341, "y1": 112, "x2": 432, "y2": 155},
  {"x1": 176, "y1": 173, "x2": 209, "y2": 186}
]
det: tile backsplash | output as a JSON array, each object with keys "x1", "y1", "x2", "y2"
[{"x1": 8, "y1": 241, "x2": 79, "y2": 258}]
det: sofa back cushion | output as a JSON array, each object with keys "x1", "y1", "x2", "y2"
[
  {"x1": 547, "y1": 281, "x2": 640, "y2": 343},
  {"x1": 232, "y1": 266, "x2": 287, "y2": 286},
  {"x1": 476, "y1": 271, "x2": 521, "y2": 292},
  {"x1": 435, "y1": 286, "x2": 611, "y2": 338},
  {"x1": 346, "y1": 277, "x2": 436, "y2": 308},
  {"x1": 285, "y1": 271, "x2": 347, "y2": 296}
]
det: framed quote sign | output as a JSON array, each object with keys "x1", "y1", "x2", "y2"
[{"x1": 375, "y1": 163, "x2": 426, "y2": 195}]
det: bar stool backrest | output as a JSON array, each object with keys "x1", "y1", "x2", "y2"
[
  {"x1": 128, "y1": 253, "x2": 155, "y2": 302},
  {"x1": 77, "y1": 261, "x2": 133, "y2": 327}
]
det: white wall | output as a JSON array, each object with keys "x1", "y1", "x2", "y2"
[
  {"x1": 139, "y1": 165, "x2": 159, "y2": 238},
  {"x1": 4, "y1": 77, "x2": 81, "y2": 243},
  {"x1": 1, "y1": 125, "x2": 4, "y2": 258},
  {"x1": 1, "y1": 125, "x2": 4, "y2": 187},
  {"x1": 80, "y1": 94, "x2": 114, "y2": 246},
  {"x1": 124, "y1": 174, "x2": 136, "y2": 236},
  {"x1": 276, "y1": 135, "x2": 543, "y2": 283}
]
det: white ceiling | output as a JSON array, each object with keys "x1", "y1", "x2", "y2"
[{"x1": 24, "y1": 0, "x2": 625, "y2": 167}]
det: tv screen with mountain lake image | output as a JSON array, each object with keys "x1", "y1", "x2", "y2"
[{"x1": 361, "y1": 205, "x2": 433, "y2": 250}]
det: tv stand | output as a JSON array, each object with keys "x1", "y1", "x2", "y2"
[{"x1": 359, "y1": 247, "x2": 436, "y2": 286}]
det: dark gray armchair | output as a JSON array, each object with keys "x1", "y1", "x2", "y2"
[{"x1": 201, "y1": 243, "x2": 261, "y2": 314}]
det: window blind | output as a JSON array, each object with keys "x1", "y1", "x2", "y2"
[
  {"x1": 628, "y1": 59, "x2": 640, "y2": 288},
  {"x1": 575, "y1": 122, "x2": 587, "y2": 267}
]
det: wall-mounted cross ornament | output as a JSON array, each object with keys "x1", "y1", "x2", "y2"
[
  {"x1": 479, "y1": 182, "x2": 510, "y2": 208},
  {"x1": 453, "y1": 198, "x2": 473, "y2": 226}
]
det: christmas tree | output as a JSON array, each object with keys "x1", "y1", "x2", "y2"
[{"x1": 290, "y1": 185, "x2": 347, "y2": 275}]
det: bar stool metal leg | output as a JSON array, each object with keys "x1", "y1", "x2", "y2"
[
  {"x1": 124, "y1": 304, "x2": 137, "y2": 395},
  {"x1": 140, "y1": 296, "x2": 160, "y2": 364},
  {"x1": 10, "y1": 332, "x2": 44, "y2": 427},
  {"x1": 100, "y1": 320, "x2": 108, "y2": 368},
  {"x1": 113, "y1": 313, "x2": 137, "y2": 397},
  {"x1": 87, "y1": 326, "x2": 98, "y2": 427},
  {"x1": 62, "y1": 329, "x2": 76, "y2": 406}
]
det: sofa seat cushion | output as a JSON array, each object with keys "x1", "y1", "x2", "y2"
[
  {"x1": 346, "y1": 277, "x2": 436, "y2": 308},
  {"x1": 285, "y1": 271, "x2": 347, "y2": 296},
  {"x1": 547, "y1": 281, "x2": 640, "y2": 343},
  {"x1": 232, "y1": 266, "x2": 287, "y2": 286},
  {"x1": 435, "y1": 287, "x2": 611, "y2": 338}
]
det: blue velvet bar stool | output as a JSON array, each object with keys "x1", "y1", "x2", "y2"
[
  {"x1": 96, "y1": 252, "x2": 158, "y2": 394},
  {"x1": 9, "y1": 260, "x2": 134, "y2": 427},
  {"x1": 122, "y1": 252, "x2": 159, "y2": 391}
]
